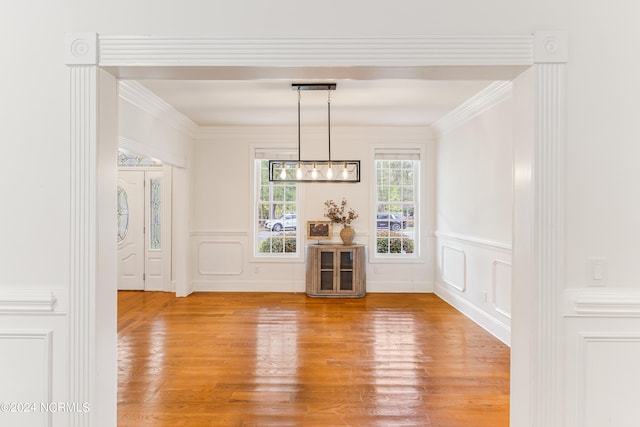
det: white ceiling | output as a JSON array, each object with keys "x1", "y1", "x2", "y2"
[{"x1": 138, "y1": 79, "x2": 493, "y2": 127}]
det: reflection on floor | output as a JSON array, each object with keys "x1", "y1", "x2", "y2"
[{"x1": 118, "y1": 291, "x2": 510, "y2": 426}]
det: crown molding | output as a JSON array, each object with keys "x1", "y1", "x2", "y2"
[
  {"x1": 432, "y1": 80, "x2": 512, "y2": 135},
  {"x1": 195, "y1": 125, "x2": 434, "y2": 142},
  {"x1": 118, "y1": 80, "x2": 198, "y2": 138},
  {"x1": 195, "y1": 125, "x2": 294, "y2": 141}
]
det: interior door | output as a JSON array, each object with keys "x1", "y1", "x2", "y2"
[{"x1": 117, "y1": 170, "x2": 145, "y2": 290}]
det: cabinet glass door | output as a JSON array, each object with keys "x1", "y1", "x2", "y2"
[
  {"x1": 320, "y1": 251, "x2": 335, "y2": 291},
  {"x1": 339, "y1": 251, "x2": 354, "y2": 291}
]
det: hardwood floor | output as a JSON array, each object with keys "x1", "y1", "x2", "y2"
[{"x1": 118, "y1": 292, "x2": 510, "y2": 426}]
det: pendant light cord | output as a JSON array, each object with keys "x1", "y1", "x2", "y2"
[
  {"x1": 297, "y1": 88, "x2": 301, "y2": 163},
  {"x1": 327, "y1": 90, "x2": 331, "y2": 161}
]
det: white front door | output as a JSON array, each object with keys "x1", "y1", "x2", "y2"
[
  {"x1": 117, "y1": 171, "x2": 145, "y2": 290},
  {"x1": 118, "y1": 167, "x2": 172, "y2": 291}
]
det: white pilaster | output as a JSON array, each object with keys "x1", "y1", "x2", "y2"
[
  {"x1": 531, "y1": 30, "x2": 568, "y2": 427},
  {"x1": 67, "y1": 32, "x2": 98, "y2": 427}
]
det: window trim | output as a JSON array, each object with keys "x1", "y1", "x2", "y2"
[
  {"x1": 250, "y1": 146, "x2": 304, "y2": 262},
  {"x1": 370, "y1": 144, "x2": 425, "y2": 263}
]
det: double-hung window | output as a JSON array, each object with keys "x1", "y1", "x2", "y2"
[
  {"x1": 374, "y1": 149, "x2": 420, "y2": 257},
  {"x1": 254, "y1": 149, "x2": 299, "y2": 257}
]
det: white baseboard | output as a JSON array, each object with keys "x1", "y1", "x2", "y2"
[
  {"x1": 193, "y1": 280, "x2": 434, "y2": 294},
  {"x1": 365, "y1": 281, "x2": 434, "y2": 293},
  {"x1": 194, "y1": 280, "x2": 305, "y2": 293},
  {"x1": 435, "y1": 281, "x2": 510, "y2": 345}
]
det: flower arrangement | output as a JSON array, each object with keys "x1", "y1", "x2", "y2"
[{"x1": 324, "y1": 198, "x2": 359, "y2": 226}]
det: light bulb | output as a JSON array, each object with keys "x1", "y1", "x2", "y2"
[
  {"x1": 279, "y1": 164, "x2": 287, "y2": 179},
  {"x1": 296, "y1": 162, "x2": 302, "y2": 179},
  {"x1": 327, "y1": 162, "x2": 333, "y2": 179},
  {"x1": 342, "y1": 163, "x2": 349, "y2": 179},
  {"x1": 312, "y1": 162, "x2": 318, "y2": 180}
]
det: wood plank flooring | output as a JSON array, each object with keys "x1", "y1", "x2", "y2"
[{"x1": 118, "y1": 292, "x2": 510, "y2": 426}]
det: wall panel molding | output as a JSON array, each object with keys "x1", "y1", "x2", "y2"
[
  {"x1": 198, "y1": 241, "x2": 244, "y2": 275},
  {"x1": 191, "y1": 229, "x2": 249, "y2": 237},
  {"x1": 0, "y1": 290, "x2": 58, "y2": 314},
  {"x1": 435, "y1": 230, "x2": 511, "y2": 252},
  {"x1": 492, "y1": 260, "x2": 512, "y2": 318},
  {"x1": 0, "y1": 330, "x2": 53, "y2": 426},
  {"x1": 576, "y1": 331, "x2": 640, "y2": 427},
  {"x1": 441, "y1": 245, "x2": 466, "y2": 292},
  {"x1": 565, "y1": 289, "x2": 640, "y2": 317}
]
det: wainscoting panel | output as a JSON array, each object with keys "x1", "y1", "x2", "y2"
[
  {"x1": 191, "y1": 231, "x2": 304, "y2": 292},
  {"x1": 435, "y1": 232, "x2": 512, "y2": 345},
  {"x1": 563, "y1": 289, "x2": 640, "y2": 426},
  {"x1": 0, "y1": 330, "x2": 52, "y2": 426},
  {"x1": 441, "y1": 246, "x2": 466, "y2": 292},
  {"x1": 492, "y1": 260, "x2": 512, "y2": 318},
  {"x1": 197, "y1": 241, "x2": 244, "y2": 275},
  {"x1": 577, "y1": 332, "x2": 640, "y2": 427}
]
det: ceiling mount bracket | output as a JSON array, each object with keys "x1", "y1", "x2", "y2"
[{"x1": 292, "y1": 83, "x2": 336, "y2": 91}]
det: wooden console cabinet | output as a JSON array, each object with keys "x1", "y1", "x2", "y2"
[{"x1": 305, "y1": 244, "x2": 366, "y2": 298}]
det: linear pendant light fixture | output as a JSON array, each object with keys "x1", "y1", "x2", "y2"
[{"x1": 269, "y1": 83, "x2": 360, "y2": 183}]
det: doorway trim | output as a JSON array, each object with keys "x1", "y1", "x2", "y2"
[{"x1": 65, "y1": 31, "x2": 567, "y2": 426}]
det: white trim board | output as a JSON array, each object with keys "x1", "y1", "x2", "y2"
[
  {"x1": 64, "y1": 30, "x2": 568, "y2": 427},
  {"x1": 435, "y1": 281, "x2": 511, "y2": 345}
]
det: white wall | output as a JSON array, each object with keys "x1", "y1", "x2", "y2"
[
  {"x1": 191, "y1": 126, "x2": 435, "y2": 293},
  {"x1": 119, "y1": 81, "x2": 195, "y2": 168},
  {"x1": 118, "y1": 80, "x2": 195, "y2": 295},
  {"x1": 435, "y1": 85, "x2": 515, "y2": 344},
  {"x1": 4, "y1": 1, "x2": 640, "y2": 426}
]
